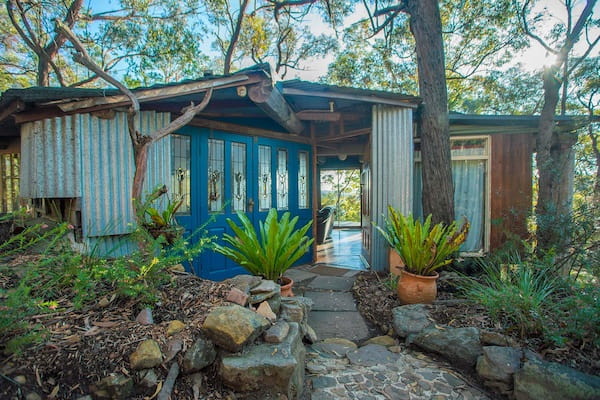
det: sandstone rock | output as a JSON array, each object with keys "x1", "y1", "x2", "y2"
[
  {"x1": 363, "y1": 335, "x2": 397, "y2": 347},
  {"x1": 347, "y1": 344, "x2": 399, "y2": 367},
  {"x1": 163, "y1": 338, "x2": 183, "y2": 363},
  {"x1": 226, "y1": 287, "x2": 249, "y2": 306},
  {"x1": 412, "y1": 327, "x2": 482, "y2": 367},
  {"x1": 202, "y1": 304, "x2": 270, "y2": 352},
  {"x1": 312, "y1": 338, "x2": 357, "y2": 358},
  {"x1": 220, "y1": 322, "x2": 305, "y2": 399},
  {"x1": 304, "y1": 324, "x2": 318, "y2": 344},
  {"x1": 166, "y1": 320, "x2": 185, "y2": 336},
  {"x1": 223, "y1": 274, "x2": 262, "y2": 294},
  {"x1": 514, "y1": 356, "x2": 600, "y2": 400},
  {"x1": 264, "y1": 321, "x2": 290, "y2": 343},
  {"x1": 129, "y1": 340, "x2": 163, "y2": 370},
  {"x1": 135, "y1": 308, "x2": 154, "y2": 325},
  {"x1": 280, "y1": 302, "x2": 304, "y2": 323},
  {"x1": 476, "y1": 346, "x2": 522, "y2": 383},
  {"x1": 251, "y1": 279, "x2": 279, "y2": 294},
  {"x1": 388, "y1": 345, "x2": 403, "y2": 353},
  {"x1": 480, "y1": 330, "x2": 519, "y2": 347},
  {"x1": 392, "y1": 304, "x2": 434, "y2": 339},
  {"x1": 94, "y1": 374, "x2": 133, "y2": 400},
  {"x1": 257, "y1": 301, "x2": 277, "y2": 321},
  {"x1": 182, "y1": 336, "x2": 217, "y2": 373},
  {"x1": 138, "y1": 369, "x2": 159, "y2": 389}
]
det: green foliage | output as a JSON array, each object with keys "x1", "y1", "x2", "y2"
[
  {"x1": 374, "y1": 206, "x2": 469, "y2": 276},
  {"x1": 320, "y1": 169, "x2": 361, "y2": 222},
  {"x1": 552, "y1": 286, "x2": 600, "y2": 347},
  {"x1": 459, "y1": 253, "x2": 559, "y2": 338},
  {"x1": 214, "y1": 209, "x2": 313, "y2": 280},
  {"x1": 136, "y1": 186, "x2": 185, "y2": 245}
]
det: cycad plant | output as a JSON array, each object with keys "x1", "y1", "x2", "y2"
[
  {"x1": 374, "y1": 206, "x2": 469, "y2": 276},
  {"x1": 214, "y1": 209, "x2": 314, "y2": 281}
]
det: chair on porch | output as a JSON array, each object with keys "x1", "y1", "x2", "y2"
[{"x1": 316, "y1": 206, "x2": 336, "y2": 244}]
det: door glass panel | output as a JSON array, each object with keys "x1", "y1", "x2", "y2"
[
  {"x1": 231, "y1": 142, "x2": 246, "y2": 212},
  {"x1": 171, "y1": 135, "x2": 191, "y2": 214},
  {"x1": 258, "y1": 145, "x2": 271, "y2": 211},
  {"x1": 208, "y1": 139, "x2": 224, "y2": 213},
  {"x1": 298, "y1": 151, "x2": 309, "y2": 209},
  {"x1": 277, "y1": 149, "x2": 288, "y2": 210}
]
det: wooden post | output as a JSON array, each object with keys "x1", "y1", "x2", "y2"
[{"x1": 311, "y1": 123, "x2": 318, "y2": 263}]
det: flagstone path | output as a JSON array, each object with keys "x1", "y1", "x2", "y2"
[{"x1": 285, "y1": 266, "x2": 490, "y2": 400}]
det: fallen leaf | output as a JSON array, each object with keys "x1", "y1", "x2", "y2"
[
  {"x1": 92, "y1": 321, "x2": 119, "y2": 328},
  {"x1": 48, "y1": 384, "x2": 60, "y2": 399}
]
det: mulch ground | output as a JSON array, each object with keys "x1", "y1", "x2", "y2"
[
  {"x1": 352, "y1": 271, "x2": 600, "y2": 377},
  {"x1": 0, "y1": 272, "x2": 242, "y2": 399}
]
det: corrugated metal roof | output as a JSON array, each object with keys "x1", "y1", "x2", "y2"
[{"x1": 279, "y1": 80, "x2": 421, "y2": 102}]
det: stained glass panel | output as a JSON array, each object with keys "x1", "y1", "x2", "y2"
[{"x1": 208, "y1": 139, "x2": 224, "y2": 213}]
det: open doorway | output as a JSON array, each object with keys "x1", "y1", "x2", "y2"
[{"x1": 316, "y1": 168, "x2": 365, "y2": 270}]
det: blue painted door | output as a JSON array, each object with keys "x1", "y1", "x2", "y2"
[{"x1": 175, "y1": 127, "x2": 312, "y2": 281}]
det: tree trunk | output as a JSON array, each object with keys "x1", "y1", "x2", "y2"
[
  {"x1": 37, "y1": 55, "x2": 50, "y2": 86},
  {"x1": 223, "y1": 0, "x2": 250, "y2": 75},
  {"x1": 406, "y1": 0, "x2": 454, "y2": 225},
  {"x1": 536, "y1": 66, "x2": 577, "y2": 251}
]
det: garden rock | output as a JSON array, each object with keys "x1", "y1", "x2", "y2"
[
  {"x1": 182, "y1": 336, "x2": 217, "y2": 373},
  {"x1": 224, "y1": 274, "x2": 262, "y2": 294},
  {"x1": 220, "y1": 322, "x2": 306, "y2": 399},
  {"x1": 363, "y1": 335, "x2": 397, "y2": 347},
  {"x1": 346, "y1": 344, "x2": 399, "y2": 367},
  {"x1": 312, "y1": 338, "x2": 357, "y2": 358},
  {"x1": 392, "y1": 304, "x2": 434, "y2": 339},
  {"x1": 135, "y1": 308, "x2": 154, "y2": 325},
  {"x1": 138, "y1": 369, "x2": 159, "y2": 389},
  {"x1": 480, "y1": 330, "x2": 519, "y2": 347},
  {"x1": 514, "y1": 355, "x2": 600, "y2": 400},
  {"x1": 25, "y1": 393, "x2": 41, "y2": 400},
  {"x1": 304, "y1": 324, "x2": 318, "y2": 344},
  {"x1": 202, "y1": 304, "x2": 270, "y2": 352},
  {"x1": 163, "y1": 338, "x2": 183, "y2": 363},
  {"x1": 266, "y1": 292, "x2": 282, "y2": 314},
  {"x1": 93, "y1": 373, "x2": 133, "y2": 399},
  {"x1": 129, "y1": 340, "x2": 163, "y2": 370},
  {"x1": 226, "y1": 287, "x2": 249, "y2": 306},
  {"x1": 166, "y1": 320, "x2": 185, "y2": 336},
  {"x1": 476, "y1": 346, "x2": 522, "y2": 384},
  {"x1": 256, "y1": 301, "x2": 276, "y2": 321},
  {"x1": 264, "y1": 321, "x2": 290, "y2": 343},
  {"x1": 249, "y1": 280, "x2": 280, "y2": 304},
  {"x1": 412, "y1": 327, "x2": 482, "y2": 367}
]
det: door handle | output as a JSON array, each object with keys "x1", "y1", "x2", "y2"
[{"x1": 248, "y1": 198, "x2": 254, "y2": 212}]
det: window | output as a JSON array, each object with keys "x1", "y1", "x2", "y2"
[
  {"x1": 171, "y1": 135, "x2": 191, "y2": 214},
  {"x1": 231, "y1": 142, "x2": 246, "y2": 212},
  {"x1": 298, "y1": 152, "x2": 309, "y2": 209},
  {"x1": 208, "y1": 139, "x2": 224, "y2": 213},
  {"x1": 277, "y1": 149, "x2": 288, "y2": 210},
  {"x1": 258, "y1": 145, "x2": 271, "y2": 211},
  {"x1": 414, "y1": 136, "x2": 490, "y2": 253}
]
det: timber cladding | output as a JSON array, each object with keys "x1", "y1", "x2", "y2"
[{"x1": 490, "y1": 133, "x2": 535, "y2": 250}]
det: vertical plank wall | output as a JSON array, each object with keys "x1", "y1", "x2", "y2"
[{"x1": 370, "y1": 105, "x2": 413, "y2": 271}]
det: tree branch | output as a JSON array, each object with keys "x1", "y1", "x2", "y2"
[
  {"x1": 520, "y1": 0, "x2": 558, "y2": 55},
  {"x1": 567, "y1": 35, "x2": 599, "y2": 75},
  {"x1": 6, "y1": 0, "x2": 41, "y2": 53}
]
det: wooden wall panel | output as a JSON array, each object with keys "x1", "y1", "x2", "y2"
[{"x1": 490, "y1": 134, "x2": 534, "y2": 250}]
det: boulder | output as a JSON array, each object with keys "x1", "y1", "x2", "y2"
[
  {"x1": 264, "y1": 321, "x2": 290, "y2": 343},
  {"x1": 166, "y1": 320, "x2": 185, "y2": 336},
  {"x1": 202, "y1": 304, "x2": 270, "y2": 352},
  {"x1": 347, "y1": 344, "x2": 399, "y2": 367},
  {"x1": 476, "y1": 346, "x2": 522, "y2": 383},
  {"x1": 129, "y1": 340, "x2": 163, "y2": 370},
  {"x1": 93, "y1": 373, "x2": 133, "y2": 400},
  {"x1": 514, "y1": 355, "x2": 600, "y2": 400},
  {"x1": 412, "y1": 327, "x2": 482, "y2": 367},
  {"x1": 182, "y1": 336, "x2": 217, "y2": 373},
  {"x1": 223, "y1": 275, "x2": 262, "y2": 294},
  {"x1": 220, "y1": 322, "x2": 306, "y2": 399},
  {"x1": 312, "y1": 338, "x2": 357, "y2": 359},
  {"x1": 392, "y1": 304, "x2": 434, "y2": 339}
]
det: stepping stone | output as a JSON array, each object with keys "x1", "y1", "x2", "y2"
[
  {"x1": 284, "y1": 268, "x2": 318, "y2": 286},
  {"x1": 308, "y1": 311, "x2": 372, "y2": 342},
  {"x1": 312, "y1": 338, "x2": 357, "y2": 358},
  {"x1": 307, "y1": 276, "x2": 354, "y2": 291},
  {"x1": 303, "y1": 291, "x2": 356, "y2": 311}
]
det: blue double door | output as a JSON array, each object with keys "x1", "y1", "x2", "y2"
[{"x1": 176, "y1": 127, "x2": 313, "y2": 281}]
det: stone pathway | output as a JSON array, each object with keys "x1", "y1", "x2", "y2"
[{"x1": 284, "y1": 266, "x2": 490, "y2": 400}]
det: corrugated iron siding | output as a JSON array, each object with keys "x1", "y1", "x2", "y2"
[
  {"x1": 21, "y1": 111, "x2": 171, "y2": 240},
  {"x1": 21, "y1": 116, "x2": 81, "y2": 198},
  {"x1": 370, "y1": 105, "x2": 413, "y2": 271}
]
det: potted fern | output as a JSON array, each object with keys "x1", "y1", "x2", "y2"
[
  {"x1": 214, "y1": 209, "x2": 313, "y2": 296},
  {"x1": 374, "y1": 206, "x2": 469, "y2": 304}
]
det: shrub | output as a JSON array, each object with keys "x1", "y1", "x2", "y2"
[{"x1": 550, "y1": 285, "x2": 600, "y2": 347}]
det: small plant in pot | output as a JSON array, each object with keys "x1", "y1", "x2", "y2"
[
  {"x1": 375, "y1": 206, "x2": 469, "y2": 304},
  {"x1": 214, "y1": 208, "x2": 313, "y2": 296}
]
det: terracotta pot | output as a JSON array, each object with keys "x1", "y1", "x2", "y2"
[
  {"x1": 388, "y1": 248, "x2": 405, "y2": 278},
  {"x1": 279, "y1": 276, "x2": 294, "y2": 297},
  {"x1": 397, "y1": 268, "x2": 439, "y2": 305}
]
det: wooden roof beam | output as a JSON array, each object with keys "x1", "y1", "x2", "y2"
[
  {"x1": 248, "y1": 81, "x2": 304, "y2": 134},
  {"x1": 0, "y1": 100, "x2": 25, "y2": 123},
  {"x1": 319, "y1": 127, "x2": 371, "y2": 142}
]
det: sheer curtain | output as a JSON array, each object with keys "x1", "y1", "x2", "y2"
[{"x1": 413, "y1": 160, "x2": 485, "y2": 252}]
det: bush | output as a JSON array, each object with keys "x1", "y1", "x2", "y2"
[
  {"x1": 459, "y1": 253, "x2": 558, "y2": 338},
  {"x1": 550, "y1": 285, "x2": 600, "y2": 347}
]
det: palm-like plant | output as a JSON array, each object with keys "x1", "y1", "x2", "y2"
[
  {"x1": 214, "y1": 209, "x2": 314, "y2": 281},
  {"x1": 375, "y1": 206, "x2": 469, "y2": 276}
]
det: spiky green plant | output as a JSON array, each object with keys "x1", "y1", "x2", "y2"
[
  {"x1": 374, "y1": 206, "x2": 469, "y2": 276},
  {"x1": 214, "y1": 209, "x2": 313, "y2": 281}
]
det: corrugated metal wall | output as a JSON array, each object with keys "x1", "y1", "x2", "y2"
[
  {"x1": 370, "y1": 105, "x2": 413, "y2": 271},
  {"x1": 21, "y1": 111, "x2": 171, "y2": 242}
]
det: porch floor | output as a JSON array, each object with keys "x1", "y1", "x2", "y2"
[{"x1": 315, "y1": 228, "x2": 366, "y2": 270}]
